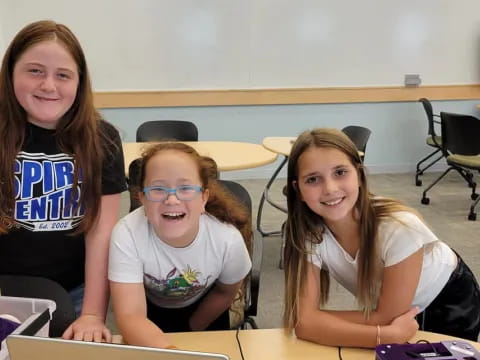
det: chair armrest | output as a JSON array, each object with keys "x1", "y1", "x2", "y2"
[{"x1": 245, "y1": 229, "x2": 263, "y2": 317}]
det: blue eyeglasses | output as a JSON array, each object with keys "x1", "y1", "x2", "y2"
[{"x1": 143, "y1": 185, "x2": 202, "y2": 202}]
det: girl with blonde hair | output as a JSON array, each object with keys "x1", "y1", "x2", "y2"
[{"x1": 284, "y1": 128, "x2": 479, "y2": 347}]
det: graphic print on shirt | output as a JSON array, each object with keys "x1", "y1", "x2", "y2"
[
  {"x1": 14, "y1": 151, "x2": 84, "y2": 232},
  {"x1": 144, "y1": 266, "x2": 210, "y2": 304}
]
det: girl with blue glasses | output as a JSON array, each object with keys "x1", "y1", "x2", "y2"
[{"x1": 109, "y1": 142, "x2": 252, "y2": 348}]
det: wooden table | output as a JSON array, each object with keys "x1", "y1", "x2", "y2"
[
  {"x1": 262, "y1": 136, "x2": 297, "y2": 157},
  {"x1": 122, "y1": 141, "x2": 278, "y2": 174},
  {"x1": 114, "y1": 328, "x2": 480, "y2": 360}
]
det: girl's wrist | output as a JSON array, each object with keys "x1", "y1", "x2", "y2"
[
  {"x1": 79, "y1": 313, "x2": 104, "y2": 321},
  {"x1": 380, "y1": 325, "x2": 398, "y2": 344}
]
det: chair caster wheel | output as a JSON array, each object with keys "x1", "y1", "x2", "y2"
[
  {"x1": 421, "y1": 197, "x2": 430, "y2": 205},
  {"x1": 471, "y1": 193, "x2": 479, "y2": 200},
  {"x1": 415, "y1": 179, "x2": 422, "y2": 186},
  {"x1": 468, "y1": 213, "x2": 477, "y2": 221}
]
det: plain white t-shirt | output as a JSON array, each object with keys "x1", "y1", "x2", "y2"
[
  {"x1": 109, "y1": 208, "x2": 252, "y2": 308},
  {"x1": 309, "y1": 211, "x2": 456, "y2": 311}
]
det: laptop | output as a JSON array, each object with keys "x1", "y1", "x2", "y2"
[{"x1": 6, "y1": 334, "x2": 230, "y2": 360}]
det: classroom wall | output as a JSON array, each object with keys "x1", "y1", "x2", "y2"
[
  {"x1": 2, "y1": 1, "x2": 479, "y2": 180},
  {"x1": 1, "y1": 0, "x2": 480, "y2": 89},
  {"x1": 100, "y1": 99, "x2": 480, "y2": 180},
  {"x1": 0, "y1": 2, "x2": 6, "y2": 54}
]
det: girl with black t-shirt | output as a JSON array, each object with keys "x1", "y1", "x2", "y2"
[{"x1": 0, "y1": 20, "x2": 126, "y2": 342}]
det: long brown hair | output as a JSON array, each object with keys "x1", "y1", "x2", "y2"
[
  {"x1": 0, "y1": 20, "x2": 109, "y2": 234},
  {"x1": 283, "y1": 128, "x2": 417, "y2": 330},
  {"x1": 138, "y1": 142, "x2": 252, "y2": 251}
]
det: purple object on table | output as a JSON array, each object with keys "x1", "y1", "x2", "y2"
[
  {"x1": 375, "y1": 340, "x2": 479, "y2": 360},
  {"x1": 0, "y1": 318, "x2": 20, "y2": 348}
]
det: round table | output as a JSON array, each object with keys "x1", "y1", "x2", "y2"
[{"x1": 122, "y1": 141, "x2": 278, "y2": 174}]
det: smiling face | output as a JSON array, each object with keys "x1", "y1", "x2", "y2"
[
  {"x1": 295, "y1": 146, "x2": 360, "y2": 229},
  {"x1": 140, "y1": 150, "x2": 209, "y2": 247},
  {"x1": 13, "y1": 40, "x2": 79, "y2": 129}
]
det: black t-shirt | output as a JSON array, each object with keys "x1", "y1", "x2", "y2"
[{"x1": 0, "y1": 120, "x2": 127, "y2": 290}]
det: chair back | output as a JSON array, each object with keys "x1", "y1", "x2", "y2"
[
  {"x1": 217, "y1": 180, "x2": 260, "y2": 327},
  {"x1": 0, "y1": 275, "x2": 75, "y2": 337},
  {"x1": 136, "y1": 120, "x2": 198, "y2": 142},
  {"x1": 341, "y1": 125, "x2": 372, "y2": 154},
  {"x1": 441, "y1": 112, "x2": 480, "y2": 156},
  {"x1": 419, "y1": 98, "x2": 439, "y2": 138},
  {"x1": 218, "y1": 180, "x2": 252, "y2": 214},
  {"x1": 129, "y1": 120, "x2": 199, "y2": 211}
]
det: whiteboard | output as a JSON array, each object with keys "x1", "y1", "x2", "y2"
[{"x1": 1, "y1": 0, "x2": 479, "y2": 91}]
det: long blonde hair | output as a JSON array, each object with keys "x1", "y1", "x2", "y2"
[{"x1": 283, "y1": 128, "x2": 418, "y2": 330}]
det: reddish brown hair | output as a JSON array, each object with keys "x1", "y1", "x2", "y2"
[{"x1": 139, "y1": 142, "x2": 252, "y2": 250}]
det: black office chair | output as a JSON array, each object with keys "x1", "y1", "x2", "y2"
[
  {"x1": 421, "y1": 112, "x2": 480, "y2": 220},
  {"x1": 128, "y1": 159, "x2": 146, "y2": 212},
  {"x1": 128, "y1": 120, "x2": 199, "y2": 211},
  {"x1": 415, "y1": 98, "x2": 444, "y2": 186},
  {"x1": 136, "y1": 120, "x2": 198, "y2": 142},
  {"x1": 218, "y1": 180, "x2": 262, "y2": 329},
  {"x1": 0, "y1": 275, "x2": 75, "y2": 337},
  {"x1": 341, "y1": 125, "x2": 372, "y2": 161}
]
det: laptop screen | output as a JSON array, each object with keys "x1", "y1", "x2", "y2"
[{"x1": 7, "y1": 335, "x2": 230, "y2": 360}]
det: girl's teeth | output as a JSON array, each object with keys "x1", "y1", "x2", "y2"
[
  {"x1": 324, "y1": 198, "x2": 342, "y2": 206},
  {"x1": 162, "y1": 212, "x2": 185, "y2": 219}
]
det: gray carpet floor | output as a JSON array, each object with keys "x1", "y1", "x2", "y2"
[{"x1": 111, "y1": 171, "x2": 480, "y2": 339}]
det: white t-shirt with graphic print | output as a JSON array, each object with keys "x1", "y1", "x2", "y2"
[
  {"x1": 109, "y1": 209, "x2": 252, "y2": 308},
  {"x1": 309, "y1": 211, "x2": 456, "y2": 312}
]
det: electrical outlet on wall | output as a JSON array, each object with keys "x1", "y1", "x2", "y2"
[{"x1": 404, "y1": 74, "x2": 422, "y2": 87}]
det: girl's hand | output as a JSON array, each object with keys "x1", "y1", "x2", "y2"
[
  {"x1": 62, "y1": 314, "x2": 112, "y2": 343},
  {"x1": 384, "y1": 307, "x2": 419, "y2": 344}
]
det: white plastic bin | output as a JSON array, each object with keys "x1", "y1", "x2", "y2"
[{"x1": 0, "y1": 296, "x2": 56, "y2": 360}]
